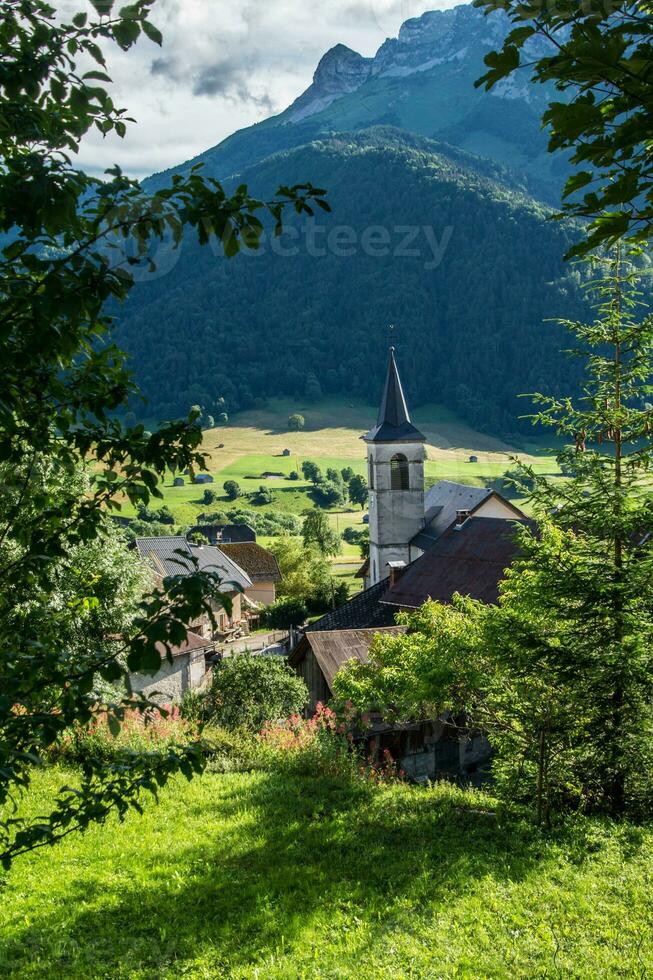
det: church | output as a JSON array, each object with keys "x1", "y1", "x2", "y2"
[
  {"x1": 362, "y1": 347, "x2": 525, "y2": 590},
  {"x1": 291, "y1": 347, "x2": 531, "y2": 716}
]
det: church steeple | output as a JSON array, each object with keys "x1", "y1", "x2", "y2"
[
  {"x1": 365, "y1": 347, "x2": 426, "y2": 444},
  {"x1": 364, "y1": 347, "x2": 426, "y2": 587}
]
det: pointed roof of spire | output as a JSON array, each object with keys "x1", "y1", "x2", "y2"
[{"x1": 364, "y1": 348, "x2": 426, "y2": 444}]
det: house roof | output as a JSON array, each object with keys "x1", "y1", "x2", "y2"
[
  {"x1": 411, "y1": 481, "x2": 525, "y2": 552},
  {"x1": 218, "y1": 542, "x2": 281, "y2": 583},
  {"x1": 191, "y1": 523, "x2": 257, "y2": 544},
  {"x1": 384, "y1": 516, "x2": 535, "y2": 609},
  {"x1": 364, "y1": 348, "x2": 425, "y2": 444},
  {"x1": 155, "y1": 630, "x2": 213, "y2": 660},
  {"x1": 306, "y1": 577, "x2": 398, "y2": 633},
  {"x1": 290, "y1": 627, "x2": 406, "y2": 690},
  {"x1": 132, "y1": 536, "x2": 252, "y2": 593}
]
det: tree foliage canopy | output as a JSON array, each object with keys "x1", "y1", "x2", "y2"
[
  {"x1": 0, "y1": 0, "x2": 327, "y2": 866},
  {"x1": 475, "y1": 0, "x2": 653, "y2": 255}
]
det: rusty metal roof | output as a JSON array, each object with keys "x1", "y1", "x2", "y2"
[
  {"x1": 291, "y1": 627, "x2": 406, "y2": 690},
  {"x1": 383, "y1": 516, "x2": 535, "y2": 608},
  {"x1": 218, "y1": 543, "x2": 281, "y2": 583}
]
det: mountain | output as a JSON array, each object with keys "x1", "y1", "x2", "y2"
[
  {"x1": 118, "y1": 129, "x2": 586, "y2": 437},
  {"x1": 117, "y1": 4, "x2": 586, "y2": 438},
  {"x1": 146, "y1": 4, "x2": 567, "y2": 203}
]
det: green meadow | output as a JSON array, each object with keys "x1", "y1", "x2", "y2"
[
  {"x1": 121, "y1": 399, "x2": 560, "y2": 560},
  {"x1": 1, "y1": 766, "x2": 651, "y2": 979}
]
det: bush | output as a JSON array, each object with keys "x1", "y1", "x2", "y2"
[
  {"x1": 312, "y1": 479, "x2": 345, "y2": 508},
  {"x1": 200, "y1": 508, "x2": 300, "y2": 537},
  {"x1": 257, "y1": 704, "x2": 360, "y2": 779},
  {"x1": 261, "y1": 596, "x2": 309, "y2": 629},
  {"x1": 288, "y1": 470, "x2": 300, "y2": 481},
  {"x1": 203, "y1": 653, "x2": 309, "y2": 731},
  {"x1": 223, "y1": 479, "x2": 241, "y2": 501},
  {"x1": 202, "y1": 488, "x2": 217, "y2": 505},
  {"x1": 288, "y1": 414, "x2": 305, "y2": 431},
  {"x1": 52, "y1": 706, "x2": 199, "y2": 763}
]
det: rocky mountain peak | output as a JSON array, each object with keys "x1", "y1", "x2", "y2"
[{"x1": 285, "y1": 44, "x2": 373, "y2": 124}]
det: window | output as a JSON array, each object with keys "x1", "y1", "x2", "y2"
[
  {"x1": 368, "y1": 459, "x2": 375, "y2": 490},
  {"x1": 390, "y1": 453, "x2": 410, "y2": 490}
]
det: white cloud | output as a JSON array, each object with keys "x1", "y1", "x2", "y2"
[{"x1": 68, "y1": 0, "x2": 458, "y2": 178}]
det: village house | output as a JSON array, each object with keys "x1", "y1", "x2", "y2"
[
  {"x1": 128, "y1": 630, "x2": 213, "y2": 704},
  {"x1": 131, "y1": 535, "x2": 253, "y2": 637},
  {"x1": 218, "y1": 542, "x2": 282, "y2": 605}
]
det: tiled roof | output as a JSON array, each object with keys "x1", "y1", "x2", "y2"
[
  {"x1": 290, "y1": 627, "x2": 406, "y2": 690},
  {"x1": 385, "y1": 517, "x2": 535, "y2": 609},
  {"x1": 219, "y1": 543, "x2": 281, "y2": 583},
  {"x1": 132, "y1": 536, "x2": 252, "y2": 593},
  {"x1": 306, "y1": 578, "x2": 398, "y2": 633},
  {"x1": 155, "y1": 630, "x2": 213, "y2": 660}
]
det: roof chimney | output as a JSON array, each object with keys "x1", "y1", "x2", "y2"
[{"x1": 387, "y1": 560, "x2": 407, "y2": 588}]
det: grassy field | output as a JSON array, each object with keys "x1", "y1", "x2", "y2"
[
  {"x1": 2, "y1": 766, "x2": 652, "y2": 978},
  {"x1": 122, "y1": 399, "x2": 560, "y2": 559}
]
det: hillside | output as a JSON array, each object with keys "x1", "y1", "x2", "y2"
[
  {"x1": 118, "y1": 398, "x2": 558, "y2": 570},
  {"x1": 2, "y1": 767, "x2": 652, "y2": 977},
  {"x1": 117, "y1": 130, "x2": 587, "y2": 437}
]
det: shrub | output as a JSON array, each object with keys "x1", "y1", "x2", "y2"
[
  {"x1": 257, "y1": 703, "x2": 360, "y2": 778},
  {"x1": 52, "y1": 706, "x2": 199, "y2": 763},
  {"x1": 312, "y1": 479, "x2": 345, "y2": 508},
  {"x1": 202, "y1": 488, "x2": 217, "y2": 505},
  {"x1": 260, "y1": 596, "x2": 308, "y2": 629},
  {"x1": 223, "y1": 479, "x2": 241, "y2": 501},
  {"x1": 288, "y1": 414, "x2": 305, "y2": 431},
  {"x1": 203, "y1": 653, "x2": 308, "y2": 731}
]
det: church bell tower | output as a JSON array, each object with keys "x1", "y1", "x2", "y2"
[{"x1": 364, "y1": 348, "x2": 426, "y2": 586}]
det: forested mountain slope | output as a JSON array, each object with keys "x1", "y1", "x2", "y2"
[{"x1": 118, "y1": 130, "x2": 587, "y2": 436}]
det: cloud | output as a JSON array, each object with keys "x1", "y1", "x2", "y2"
[{"x1": 75, "y1": 0, "x2": 456, "y2": 178}]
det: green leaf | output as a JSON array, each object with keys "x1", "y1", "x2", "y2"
[{"x1": 142, "y1": 21, "x2": 163, "y2": 46}]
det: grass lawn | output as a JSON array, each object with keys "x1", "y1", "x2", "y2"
[
  {"x1": 1, "y1": 767, "x2": 652, "y2": 978},
  {"x1": 118, "y1": 398, "x2": 561, "y2": 556}
]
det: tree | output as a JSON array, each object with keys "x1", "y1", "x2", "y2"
[
  {"x1": 341, "y1": 467, "x2": 355, "y2": 484},
  {"x1": 305, "y1": 373, "x2": 323, "y2": 402},
  {"x1": 474, "y1": 0, "x2": 653, "y2": 255},
  {"x1": 203, "y1": 653, "x2": 308, "y2": 731},
  {"x1": 203, "y1": 415, "x2": 215, "y2": 431},
  {"x1": 218, "y1": 413, "x2": 229, "y2": 425},
  {"x1": 326, "y1": 467, "x2": 343, "y2": 485},
  {"x1": 0, "y1": 0, "x2": 328, "y2": 866},
  {"x1": 348, "y1": 474, "x2": 369, "y2": 509},
  {"x1": 302, "y1": 511, "x2": 341, "y2": 557},
  {"x1": 337, "y1": 254, "x2": 653, "y2": 820},
  {"x1": 223, "y1": 480, "x2": 241, "y2": 501},
  {"x1": 288, "y1": 414, "x2": 305, "y2": 431},
  {"x1": 313, "y1": 479, "x2": 346, "y2": 509},
  {"x1": 301, "y1": 460, "x2": 322, "y2": 485},
  {"x1": 269, "y1": 537, "x2": 336, "y2": 606},
  {"x1": 252, "y1": 485, "x2": 273, "y2": 506},
  {"x1": 262, "y1": 596, "x2": 309, "y2": 630}
]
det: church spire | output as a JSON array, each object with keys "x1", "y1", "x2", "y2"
[{"x1": 365, "y1": 347, "x2": 426, "y2": 444}]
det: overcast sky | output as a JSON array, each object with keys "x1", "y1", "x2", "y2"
[{"x1": 67, "y1": 0, "x2": 458, "y2": 179}]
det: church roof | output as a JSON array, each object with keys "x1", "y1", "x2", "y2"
[
  {"x1": 383, "y1": 516, "x2": 535, "y2": 609},
  {"x1": 364, "y1": 348, "x2": 426, "y2": 444}
]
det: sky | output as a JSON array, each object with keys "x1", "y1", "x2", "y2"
[{"x1": 63, "y1": 0, "x2": 459, "y2": 179}]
